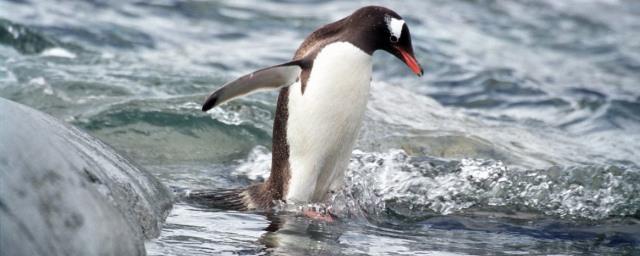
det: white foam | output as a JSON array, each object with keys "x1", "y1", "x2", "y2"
[
  {"x1": 332, "y1": 149, "x2": 640, "y2": 220},
  {"x1": 41, "y1": 47, "x2": 77, "y2": 59},
  {"x1": 28, "y1": 77, "x2": 46, "y2": 86},
  {"x1": 234, "y1": 146, "x2": 271, "y2": 181}
]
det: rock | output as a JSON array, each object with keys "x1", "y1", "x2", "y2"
[{"x1": 0, "y1": 98, "x2": 172, "y2": 256}]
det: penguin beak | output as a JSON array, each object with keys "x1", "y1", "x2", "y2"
[{"x1": 393, "y1": 46, "x2": 423, "y2": 77}]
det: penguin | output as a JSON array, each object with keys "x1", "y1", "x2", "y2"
[{"x1": 187, "y1": 6, "x2": 423, "y2": 211}]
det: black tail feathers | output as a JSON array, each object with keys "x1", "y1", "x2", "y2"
[{"x1": 180, "y1": 188, "x2": 249, "y2": 211}]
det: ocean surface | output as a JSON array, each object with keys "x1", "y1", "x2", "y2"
[{"x1": 1, "y1": 0, "x2": 639, "y2": 255}]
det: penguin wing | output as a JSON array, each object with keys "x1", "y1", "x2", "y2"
[{"x1": 202, "y1": 60, "x2": 305, "y2": 111}]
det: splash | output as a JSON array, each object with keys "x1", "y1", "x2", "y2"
[
  {"x1": 334, "y1": 150, "x2": 640, "y2": 221},
  {"x1": 230, "y1": 146, "x2": 640, "y2": 221},
  {"x1": 233, "y1": 145, "x2": 272, "y2": 181}
]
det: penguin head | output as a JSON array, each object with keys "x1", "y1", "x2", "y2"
[{"x1": 346, "y1": 6, "x2": 424, "y2": 76}]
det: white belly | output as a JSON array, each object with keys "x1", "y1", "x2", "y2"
[{"x1": 286, "y1": 42, "x2": 372, "y2": 203}]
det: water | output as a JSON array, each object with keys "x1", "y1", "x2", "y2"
[{"x1": 1, "y1": 0, "x2": 639, "y2": 254}]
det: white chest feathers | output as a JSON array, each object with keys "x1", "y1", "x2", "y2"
[{"x1": 286, "y1": 42, "x2": 373, "y2": 203}]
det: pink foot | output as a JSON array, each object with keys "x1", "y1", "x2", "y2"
[{"x1": 303, "y1": 209, "x2": 335, "y2": 222}]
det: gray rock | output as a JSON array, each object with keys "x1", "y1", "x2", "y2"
[{"x1": 0, "y1": 98, "x2": 173, "y2": 256}]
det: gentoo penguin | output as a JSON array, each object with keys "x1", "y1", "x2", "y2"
[{"x1": 188, "y1": 6, "x2": 422, "y2": 210}]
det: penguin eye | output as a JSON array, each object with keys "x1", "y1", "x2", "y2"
[{"x1": 390, "y1": 35, "x2": 399, "y2": 43}]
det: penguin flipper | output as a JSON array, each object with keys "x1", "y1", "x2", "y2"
[{"x1": 202, "y1": 60, "x2": 306, "y2": 111}]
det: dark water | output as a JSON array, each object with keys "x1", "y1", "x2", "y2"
[{"x1": 1, "y1": 0, "x2": 639, "y2": 255}]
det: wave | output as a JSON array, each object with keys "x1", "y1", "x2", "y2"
[
  {"x1": 337, "y1": 150, "x2": 640, "y2": 221},
  {"x1": 0, "y1": 18, "x2": 57, "y2": 54},
  {"x1": 71, "y1": 97, "x2": 273, "y2": 165},
  {"x1": 234, "y1": 146, "x2": 639, "y2": 221}
]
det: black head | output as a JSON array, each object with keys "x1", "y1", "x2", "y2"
[{"x1": 344, "y1": 6, "x2": 423, "y2": 76}]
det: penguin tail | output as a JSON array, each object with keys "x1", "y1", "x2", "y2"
[{"x1": 179, "y1": 187, "x2": 251, "y2": 211}]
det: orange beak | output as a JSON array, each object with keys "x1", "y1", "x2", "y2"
[{"x1": 395, "y1": 46, "x2": 423, "y2": 77}]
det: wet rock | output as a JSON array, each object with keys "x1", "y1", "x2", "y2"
[{"x1": 0, "y1": 98, "x2": 172, "y2": 256}]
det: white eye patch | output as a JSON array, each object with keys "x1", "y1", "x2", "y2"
[{"x1": 385, "y1": 15, "x2": 405, "y2": 39}]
